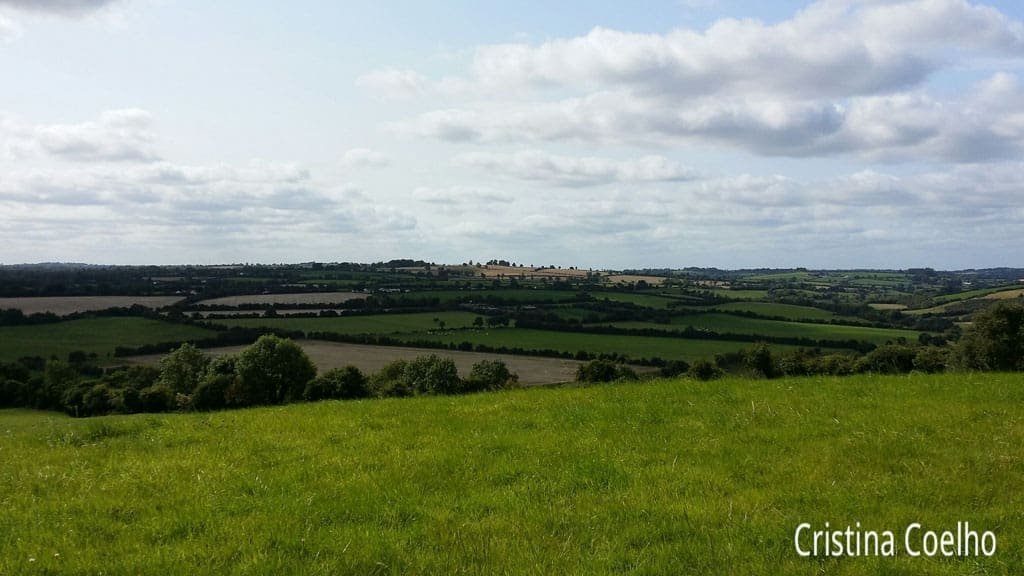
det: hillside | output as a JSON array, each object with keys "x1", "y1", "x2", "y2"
[{"x1": 2, "y1": 373, "x2": 1021, "y2": 575}]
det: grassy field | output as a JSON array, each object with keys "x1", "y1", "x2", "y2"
[
  {"x1": 709, "y1": 302, "x2": 840, "y2": 321},
  {"x1": 0, "y1": 317, "x2": 217, "y2": 362},
  {"x1": 1, "y1": 373, "x2": 1021, "y2": 574},
  {"x1": 608, "y1": 314, "x2": 922, "y2": 345},
  {"x1": 389, "y1": 289, "x2": 580, "y2": 304},
  {"x1": 408, "y1": 328, "x2": 826, "y2": 361},
  {"x1": 122, "y1": 340, "x2": 591, "y2": 385},
  {"x1": 0, "y1": 296, "x2": 185, "y2": 316},
  {"x1": 210, "y1": 311, "x2": 483, "y2": 335}
]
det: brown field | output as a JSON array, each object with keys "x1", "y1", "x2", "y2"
[
  {"x1": 193, "y1": 309, "x2": 338, "y2": 318},
  {"x1": 984, "y1": 288, "x2": 1024, "y2": 300},
  {"x1": 120, "y1": 340, "x2": 609, "y2": 385},
  {"x1": 194, "y1": 292, "x2": 366, "y2": 307},
  {"x1": 0, "y1": 295, "x2": 184, "y2": 316}
]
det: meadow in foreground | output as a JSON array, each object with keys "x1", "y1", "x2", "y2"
[{"x1": 1, "y1": 373, "x2": 1022, "y2": 575}]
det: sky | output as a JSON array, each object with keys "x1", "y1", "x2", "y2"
[{"x1": 1, "y1": 0, "x2": 1022, "y2": 269}]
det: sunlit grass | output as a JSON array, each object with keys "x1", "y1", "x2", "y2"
[{"x1": 1, "y1": 373, "x2": 1021, "y2": 574}]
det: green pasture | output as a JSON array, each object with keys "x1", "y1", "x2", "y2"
[
  {"x1": 210, "y1": 312, "x2": 483, "y2": 335},
  {"x1": 0, "y1": 318, "x2": 216, "y2": 362},
  {"x1": 607, "y1": 314, "x2": 922, "y2": 345},
  {"x1": 1, "y1": 373, "x2": 1021, "y2": 574}
]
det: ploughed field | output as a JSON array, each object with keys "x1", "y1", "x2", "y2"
[
  {"x1": 1, "y1": 373, "x2": 1020, "y2": 575},
  {"x1": 0, "y1": 296, "x2": 184, "y2": 316}
]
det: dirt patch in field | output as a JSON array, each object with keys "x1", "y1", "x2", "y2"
[
  {"x1": 195, "y1": 292, "x2": 366, "y2": 307},
  {"x1": 120, "y1": 340, "x2": 602, "y2": 385},
  {"x1": 0, "y1": 296, "x2": 184, "y2": 316}
]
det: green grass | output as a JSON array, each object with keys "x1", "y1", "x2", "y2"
[
  {"x1": 705, "y1": 288, "x2": 769, "y2": 300},
  {"x1": 0, "y1": 317, "x2": 217, "y2": 362},
  {"x1": 405, "y1": 327, "x2": 828, "y2": 361},
  {"x1": 210, "y1": 311, "x2": 483, "y2": 335},
  {"x1": 589, "y1": 292, "x2": 683, "y2": 309},
  {"x1": 710, "y1": 302, "x2": 840, "y2": 321},
  {"x1": 1, "y1": 373, "x2": 1021, "y2": 574},
  {"x1": 931, "y1": 285, "x2": 1021, "y2": 305},
  {"x1": 607, "y1": 314, "x2": 922, "y2": 345}
]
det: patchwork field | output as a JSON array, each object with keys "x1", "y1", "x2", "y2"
[
  {"x1": 122, "y1": 340, "x2": 589, "y2": 385},
  {"x1": 1, "y1": 373, "x2": 1020, "y2": 574},
  {"x1": 608, "y1": 314, "x2": 922, "y2": 345},
  {"x1": 410, "y1": 328, "x2": 827, "y2": 361},
  {"x1": 194, "y1": 292, "x2": 366, "y2": 307},
  {"x1": 0, "y1": 317, "x2": 217, "y2": 362},
  {"x1": 0, "y1": 296, "x2": 184, "y2": 316},
  {"x1": 209, "y1": 311, "x2": 483, "y2": 334}
]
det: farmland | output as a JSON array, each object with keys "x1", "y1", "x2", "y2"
[
  {"x1": 0, "y1": 317, "x2": 216, "y2": 363},
  {"x1": 211, "y1": 311, "x2": 483, "y2": 334},
  {"x1": 121, "y1": 340, "x2": 587, "y2": 385},
  {"x1": 607, "y1": 314, "x2": 922, "y2": 346},
  {"x1": 1, "y1": 373, "x2": 1021, "y2": 574},
  {"x1": 194, "y1": 291, "x2": 366, "y2": 307},
  {"x1": 0, "y1": 296, "x2": 184, "y2": 316}
]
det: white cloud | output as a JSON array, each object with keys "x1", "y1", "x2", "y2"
[
  {"x1": 383, "y1": 1, "x2": 1024, "y2": 163},
  {"x1": 5, "y1": 109, "x2": 158, "y2": 162},
  {"x1": 0, "y1": 12, "x2": 20, "y2": 42},
  {"x1": 355, "y1": 68, "x2": 429, "y2": 101},
  {"x1": 341, "y1": 147, "x2": 390, "y2": 168},
  {"x1": 412, "y1": 186, "x2": 514, "y2": 205},
  {"x1": 0, "y1": 0, "x2": 120, "y2": 16},
  {"x1": 454, "y1": 150, "x2": 696, "y2": 187}
]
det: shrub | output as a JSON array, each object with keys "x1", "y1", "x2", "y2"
[
  {"x1": 855, "y1": 344, "x2": 917, "y2": 374},
  {"x1": 743, "y1": 343, "x2": 778, "y2": 378},
  {"x1": 575, "y1": 359, "x2": 637, "y2": 383},
  {"x1": 235, "y1": 335, "x2": 317, "y2": 405},
  {"x1": 950, "y1": 303, "x2": 1024, "y2": 371},
  {"x1": 193, "y1": 373, "x2": 233, "y2": 411},
  {"x1": 913, "y1": 346, "x2": 949, "y2": 374},
  {"x1": 404, "y1": 355, "x2": 463, "y2": 395},
  {"x1": 304, "y1": 366, "x2": 368, "y2": 401},
  {"x1": 157, "y1": 343, "x2": 210, "y2": 395},
  {"x1": 687, "y1": 359, "x2": 723, "y2": 381},
  {"x1": 467, "y1": 360, "x2": 519, "y2": 391},
  {"x1": 138, "y1": 385, "x2": 175, "y2": 413},
  {"x1": 659, "y1": 359, "x2": 690, "y2": 378}
]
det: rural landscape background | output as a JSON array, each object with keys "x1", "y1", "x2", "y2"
[{"x1": 3, "y1": 0, "x2": 1024, "y2": 573}]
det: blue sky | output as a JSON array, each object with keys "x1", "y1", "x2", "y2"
[{"x1": 1, "y1": 0, "x2": 1023, "y2": 269}]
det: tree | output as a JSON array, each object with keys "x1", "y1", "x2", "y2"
[
  {"x1": 304, "y1": 366, "x2": 368, "y2": 401},
  {"x1": 467, "y1": 359, "x2": 518, "y2": 391},
  {"x1": 951, "y1": 303, "x2": 1024, "y2": 371},
  {"x1": 743, "y1": 343, "x2": 777, "y2": 378},
  {"x1": 235, "y1": 335, "x2": 317, "y2": 405},
  {"x1": 403, "y1": 355, "x2": 463, "y2": 395},
  {"x1": 687, "y1": 359, "x2": 723, "y2": 381},
  {"x1": 157, "y1": 343, "x2": 210, "y2": 395},
  {"x1": 575, "y1": 359, "x2": 636, "y2": 383}
]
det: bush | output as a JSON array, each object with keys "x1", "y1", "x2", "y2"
[
  {"x1": 950, "y1": 303, "x2": 1024, "y2": 371},
  {"x1": 855, "y1": 344, "x2": 917, "y2": 374},
  {"x1": 157, "y1": 343, "x2": 210, "y2": 395},
  {"x1": 304, "y1": 366, "x2": 368, "y2": 401},
  {"x1": 82, "y1": 384, "x2": 114, "y2": 416},
  {"x1": 369, "y1": 360, "x2": 411, "y2": 397},
  {"x1": 467, "y1": 360, "x2": 519, "y2": 391},
  {"x1": 235, "y1": 335, "x2": 317, "y2": 405},
  {"x1": 138, "y1": 385, "x2": 175, "y2": 413},
  {"x1": 575, "y1": 359, "x2": 637, "y2": 383},
  {"x1": 913, "y1": 346, "x2": 949, "y2": 374},
  {"x1": 659, "y1": 359, "x2": 690, "y2": 378},
  {"x1": 743, "y1": 343, "x2": 778, "y2": 378},
  {"x1": 687, "y1": 359, "x2": 723, "y2": 381},
  {"x1": 404, "y1": 355, "x2": 463, "y2": 395}
]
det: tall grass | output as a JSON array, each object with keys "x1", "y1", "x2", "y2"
[{"x1": 1, "y1": 373, "x2": 1021, "y2": 574}]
